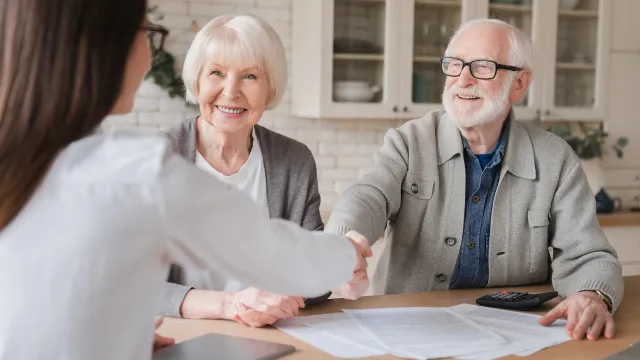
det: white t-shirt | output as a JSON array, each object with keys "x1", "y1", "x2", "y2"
[
  {"x1": 188, "y1": 129, "x2": 269, "y2": 291},
  {"x1": 0, "y1": 133, "x2": 356, "y2": 360}
]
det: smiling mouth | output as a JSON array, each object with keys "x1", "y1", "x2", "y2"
[
  {"x1": 215, "y1": 105, "x2": 247, "y2": 114},
  {"x1": 456, "y1": 95, "x2": 481, "y2": 100}
]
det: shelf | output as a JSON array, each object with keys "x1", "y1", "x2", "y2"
[
  {"x1": 413, "y1": 55, "x2": 442, "y2": 63},
  {"x1": 333, "y1": 53, "x2": 384, "y2": 61},
  {"x1": 415, "y1": 0, "x2": 461, "y2": 7},
  {"x1": 556, "y1": 62, "x2": 596, "y2": 70},
  {"x1": 489, "y1": 3, "x2": 532, "y2": 13},
  {"x1": 348, "y1": 0, "x2": 386, "y2": 4},
  {"x1": 558, "y1": 8, "x2": 599, "y2": 18}
]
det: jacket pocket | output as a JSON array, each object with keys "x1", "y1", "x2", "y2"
[
  {"x1": 528, "y1": 210, "x2": 550, "y2": 275},
  {"x1": 401, "y1": 171, "x2": 434, "y2": 200}
]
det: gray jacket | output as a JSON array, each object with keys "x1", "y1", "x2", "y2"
[
  {"x1": 326, "y1": 110, "x2": 624, "y2": 312},
  {"x1": 160, "y1": 117, "x2": 324, "y2": 317}
]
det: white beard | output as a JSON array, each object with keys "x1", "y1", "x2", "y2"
[{"x1": 442, "y1": 77, "x2": 513, "y2": 130}]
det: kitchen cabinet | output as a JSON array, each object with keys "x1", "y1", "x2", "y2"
[
  {"x1": 291, "y1": 0, "x2": 612, "y2": 122},
  {"x1": 291, "y1": 0, "x2": 476, "y2": 120},
  {"x1": 477, "y1": 0, "x2": 611, "y2": 122},
  {"x1": 610, "y1": 0, "x2": 640, "y2": 53}
]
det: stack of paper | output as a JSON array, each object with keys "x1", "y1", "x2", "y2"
[{"x1": 274, "y1": 304, "x2": 571, "y2": 360}]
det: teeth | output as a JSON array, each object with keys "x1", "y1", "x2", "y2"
[
  {"x1": 217, "y1": 106, "x2": 244, "y2": 114},
  {"x1": 458, "y1": 95, "x2": 479, "y2": 100}
]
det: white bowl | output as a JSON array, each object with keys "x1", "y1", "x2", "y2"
[{"x1": 333, "y1": 82, "x2": 381, "y2": 102}]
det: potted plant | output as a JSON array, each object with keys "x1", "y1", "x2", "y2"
[
  {"x1": 145, "y1": 6, "x2": 189, "y2": 102},
  {"x1": 547, "y1": 121, "x2": 628, "y2": 194}
]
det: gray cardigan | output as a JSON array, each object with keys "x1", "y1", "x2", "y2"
[
  {"x1": 160, "y1": 117, "x2": 325, "y2": 317},
  {"x1": 326, "y1": 110, "x2": 624, "y2": 312}
]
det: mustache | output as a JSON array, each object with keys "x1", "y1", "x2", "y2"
[{"x1": 445, "y1": 85, "x2": 486, "y2": 98}]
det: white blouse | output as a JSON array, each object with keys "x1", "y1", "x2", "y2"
[
  {"x1": 191, "y1": 128, "x2": 269, "y2": 292},
  {"x1": 0, "y1": 133, "x2": 356, "y2": 360}
]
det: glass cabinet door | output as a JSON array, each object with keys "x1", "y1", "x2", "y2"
[
  {"x1": 551, "y1": 0, "x2": 604, "y2": 115},
  {"x1": 411, "y1": 0, "x2": 462, "y2": 105},
  {"x1": 332, "y1": 0, "x2": 387, "y2": 105},
  {"x1": 487, "y1": 0, "x2": 534, "y2": 108},
  {"x1": 399, "y1": 0, "x2": 471, "y2": 119}
]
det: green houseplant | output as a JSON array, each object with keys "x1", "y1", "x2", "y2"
[
  {"x1": 547, "y1": 121, "x2": 628, "y2": 195},
  {"x1": 547, "y1": 121, "x2": 628, "y2": 160},
  {"x1": 145, "y1": 6, "x2": 188, "y2": 102}
]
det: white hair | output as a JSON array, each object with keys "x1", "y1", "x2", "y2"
[
  {"x1": 182, "y1": 15, "x2": 287, "y2": 109},
  {"x1": 445, "y1": 18, "x2": 534, "y2": 70}
]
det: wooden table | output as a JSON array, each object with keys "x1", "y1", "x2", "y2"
[{"x1": 158, "y1": 276, "x2": 640, "y2": 359}]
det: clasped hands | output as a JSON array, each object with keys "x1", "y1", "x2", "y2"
[{"x1": 226, "y1": 230, "x2": 372, "y2": 327}]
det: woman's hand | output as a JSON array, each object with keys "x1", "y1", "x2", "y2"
[
  {"x1": 226, "y1": 287, "x2": 305, "y2": 327},
  {"x1": 153, "y1": 317, "x2": 175, "y2": 351}
]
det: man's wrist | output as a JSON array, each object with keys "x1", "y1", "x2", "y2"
[{"x1": 580, "y1": 289, "x2": 613, "y2": 313}]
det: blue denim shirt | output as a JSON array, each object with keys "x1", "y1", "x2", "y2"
[{"x1": 449, "y1": 123, "x2": 509, "y2": 289}]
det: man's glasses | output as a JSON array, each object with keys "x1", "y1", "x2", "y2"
[
  {"x1": 440, "y1": 56, "x2": 522, "y2": 80},
  {"x1": 142, "y1": 23, "x2": 169, "y2": 57}
]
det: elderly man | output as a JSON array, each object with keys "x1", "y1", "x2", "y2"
[{"x1": 326, "y1": 19, "x2": 623, "y2": 341}]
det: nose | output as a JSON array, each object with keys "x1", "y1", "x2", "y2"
[
  {"x1": 456, "y1": 64, "x2": 477, "y2": 88},
  {"x1": 222, "y1": 76, "x2": 240, "y2": 100}
]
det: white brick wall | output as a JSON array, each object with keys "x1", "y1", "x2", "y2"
[{"x1": 104, "y1": 0, "x2": 406, "y2": 214}]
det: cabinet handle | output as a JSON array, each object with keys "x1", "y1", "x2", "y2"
[
  {"x1": 544, "y1": 110, "x2": 551, "y2": 116},
  {"x1": 393, "y1": 106, "x2": 398, "y2": 112},
  {"x1": 403, "y1": 106, "x2": 408, "y2": 112}
]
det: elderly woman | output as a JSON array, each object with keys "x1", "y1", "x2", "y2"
[{"x1": 160, "y1": 15, "x2": 356, "y2": 327}]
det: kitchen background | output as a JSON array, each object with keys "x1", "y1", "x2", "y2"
[{"x1": 103, "y1": 0, "x2": 640, "y2": 276}]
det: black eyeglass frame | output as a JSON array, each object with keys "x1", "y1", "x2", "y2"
[
  {"x1": 142, "y1": 23, "x2": 169, "y2": 56},
  {"x1": 440, "y1": 56, "x2": 523, "y2": 80}
]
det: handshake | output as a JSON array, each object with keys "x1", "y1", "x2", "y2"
[{"x1": 333, "y1": 230, "x2": 373, "y2": 300}]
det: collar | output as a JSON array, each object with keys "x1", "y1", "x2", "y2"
[{"x1": 438, "y1": 109, "x2": 536, "y2": 180}]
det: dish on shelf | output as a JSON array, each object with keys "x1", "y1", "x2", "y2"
[{"x1": 333, "y1": 81, "x2": 381, "y2": 102}]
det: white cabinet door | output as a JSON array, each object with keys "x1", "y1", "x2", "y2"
[
  {"x1": 291, "y1": 0, "x2": 402, "y2": 119},
  {"x1": 397, "y1": 0, "x2": 476, "y2": 120},
  {"x1": 540, "y1": 0, "x2": 611, "y2": 122},
  {"x1": 610, "y1": 0, "x2": 640, "y2": 53},
  {"x1": 602, "y1": 53, "x2": 640, "y2": 168}
]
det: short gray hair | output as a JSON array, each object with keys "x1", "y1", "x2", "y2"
[
  {"x1": 182, "y1": 15, "x2": 287, "y2": 109},
  {"x1": 445, "y1": 18, "x2": 534, "y2": 70}
]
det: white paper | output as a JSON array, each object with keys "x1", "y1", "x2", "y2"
[
  {"x1": 450, "y1": 304, "x2": 571, "y2": 359},
  {"x1": 274, "y1": 317, "x2": 385, "y2": 358},
  {"x1": 343, "y1": 307, "x2": 507, "y2": 359},
  {"x1": 298, "y1": 313, "x2": 388, "y2": 354}
]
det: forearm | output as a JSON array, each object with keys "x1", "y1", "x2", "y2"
[
  {"x1": 552, "y1": 252, "x2": 623, "y2": 313},
  {"x1": 325, "y1": 184, "x2": 392, "y2": 245},
  {"x1": 180, "y1": 289, "x2": 233, "y2": 320}
]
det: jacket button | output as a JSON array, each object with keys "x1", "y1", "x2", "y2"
[
  {"x1": 468, "y1": 241, "x2": 475, "y2": 249},
  {"x1": 472, "y1": 195, "x2": 480, "y2": 203},
  {"x1": 411, "y1": 183, "x2": 419, "y2": 194},
  {"x1": 445, "y1": 237, "x2": 456, "y2": 246},
  {"x1": 435, "y1": 273, "x2": 447, "y2": 283}
]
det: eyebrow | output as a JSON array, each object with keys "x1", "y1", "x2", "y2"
[{"x1": 206, "y1": 63, "x2": 261, "y2": 73}]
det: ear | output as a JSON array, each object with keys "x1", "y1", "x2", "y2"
[{"x1": 510, "y1": 69, "x2": 532, "y2": 103}]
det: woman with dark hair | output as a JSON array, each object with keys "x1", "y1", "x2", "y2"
[{"x1": 0, "y1": 0, "x2": 370, "y2": 359}]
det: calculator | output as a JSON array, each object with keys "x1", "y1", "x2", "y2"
[{"x1": 476, "y1": 290, "x2": 559, "y2": 311}]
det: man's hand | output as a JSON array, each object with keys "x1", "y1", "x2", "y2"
[
  {"x1": 538, "y1": 291, "x2": 614, "y2": 341},
  {"x1": 153, "y1": 317, "x2": 175, "y2": 350},
  {"x1": 226, "y1": 287, "x2": 305, "y2": 328},
  {"x1": 332, "y1": 230, "x2": 372, "y2": 300}
]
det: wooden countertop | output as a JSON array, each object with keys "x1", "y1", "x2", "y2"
[
  {"x1": 322, "y1": 211, "x2": 640, "y2": 228},
  {"x1": 159, "y1": 276, "x2": 640, "y2": 360},
  {"x1": 598, "y1": 211, "x2": 640, "y2": 227}
]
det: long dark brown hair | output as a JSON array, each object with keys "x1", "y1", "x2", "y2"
[{"x1": 0, "y1": 0, "x2": 147, "y2": 229}]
